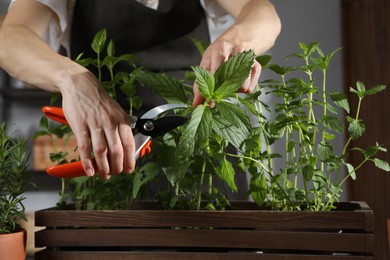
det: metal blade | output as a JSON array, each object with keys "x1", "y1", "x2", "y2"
[{"x1": 140, "y1": 104, "x2": 188, "y2": 119}]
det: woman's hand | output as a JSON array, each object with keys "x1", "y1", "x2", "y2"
[
  {"x1": 192, "y1": 34, "x2": 262, "y2": 107},
  {"x1": 59, "y1": 68, "x2": 136, "y2": 180},
  {"x1": 193, "y1": 0, "x2": 281, "y2": 107}
]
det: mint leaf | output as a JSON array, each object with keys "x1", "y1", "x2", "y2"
[
  {"x1": 214, "y1": 50, "x2": 255, "y2": 100},
  {"x1": 132, "y1": 162, "x2": 160, "y2": 198},
  {"x1": 212, "y1": 114, "x2": 246, "y2": 149},
  {"x1": 196, "y1": 108, "x2": 213, "y2": 145},
  {"x1": 329, "y1": 92, "x2": 350, "y2": 113},
  {"x1": 303, "y1": 164, "x2": 315, "y2": 182},
  {"x1": 250, "y1": 173, "x2": 267, "y2": 206},
  {"x1": 178, "y1": 105, "x2": 206, "y2": 158},
  {"x1": 317, "y1": 141, "x2": 333, "y2": 162},
  {"x1": 321, "y1": 115, "x2": 344, "y2": 133},
  {"x1": 136, "y1": 71, "x2": 188, "y2": 104},
  {"x1": 364, "y1": 84, "x2": 386, "y2": 96},
  {"x1": 91, "y1": 29, "x2": 107, "y2": 55},
  {"x1": 373, "y1": 158, "x2": 390, "y2": 172},
  {"x1": 347, "y1": 117, "x2": 365, "y2": 139},
  {"x1": 216, "y1": 101, "x2": 251, "y2": 131},
  {"x1": 192, "y1": 66, "x2": 214, "y2": 99},
  {"x1": 345, "y1": 163, "x2": 356, "y2": 180},
  {"x1": 215, "y1": 157, "x2": 237, "y2": 192}
]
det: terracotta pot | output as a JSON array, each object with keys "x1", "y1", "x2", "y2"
[{"x1": 0, "y1": 229, "x2": 27, "y2": 260}]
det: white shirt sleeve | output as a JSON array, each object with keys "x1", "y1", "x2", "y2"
[
  {"x1": 9, "y1": 0, "x2": 74, "y2": 54},
  {"x1": 199, "y1": 0, "x2": 235, "y2": 42}
]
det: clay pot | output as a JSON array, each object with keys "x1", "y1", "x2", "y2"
[{"x1": 0, "y1": 229, "x2": 27, "y2": 260}]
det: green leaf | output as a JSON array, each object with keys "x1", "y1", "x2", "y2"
[
  {"x1": 347, "y1": 117, "x2": 365, "y2": 139},
  {"x1": 216, "y1": 157, "x2": 237, "y2": 192},
  {"x1": 212, "y1": 114, "x2": 246, "y2": 149},
  {"x1": 329, "y1": 92, "x2": 350, "y2": 113},
  {"x1": 196, "y1": 108, "x2": 213, "y2": 145},
  {"x1": 356, "y1": 81, "x2": 366, "y2": 92},
  {"x1": 178, "y1": 105, "x2": 206, "y2": 158},
  {"x1": 39, "y1": 116, "x2": 49, "y2": 130},
  {"x1": 107, "y1": 40, "x2": 115, "y2": 56},
  {"x1": 214, "y1": 50, "x2": 255, "y2": 100},
  {"x1": 364, "y1": 84, "x2": 386, "y2": 96},
  {"x1": 91, "y1": 28, "x2": 107, "y2": 55},
  {"x1": 317, "y1": 141, "x2": 333, "y2": 162},
  {"x1": 120, "y1": 82, "x2": 136, "y2": 97},
  {"x1": 267, "y1": 64, "x2": 296, "y2": 76},
  {"x1": 192, "y1": 66, "x2": 215, "y2": 99},
  {"x1": 250, "y1": 173, "x2": 267, "y2": 206},
  {"x1": 216, "y1": 101, "x2": 251, "y2": 130},
  {"x1": 256, "y1": 54, "x2": 272, "y2": 67},
  {"x1": 132, "y1": 162, "x2": 160, "y2": 198},
  {"x1": 302, "y1": 164, "x2": 315, "y2": 181},
  {"x1": 321, "y1": 115, "x2": 344, "y2": 133},
  {"x1": 345, "y1": 163, "x2": 356, "y2": 180},
  {"x1": 188, "y1": 36, "x2": 209, "y2": 55},
  {"x1": 373, "y1": 158, "x2": 390, "y2": 172},
  {"x1": 136, "y1": 71, "x2": 188, "y2": 104}
]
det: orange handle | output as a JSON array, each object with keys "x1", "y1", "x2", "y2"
[
  {"x1": 139, "y1": 140, "x2": 153, "y2": 158},
  {"x1": 42, "y1": 106, "x2": 68, "y2": 125},
  {"x1": 46, "y1": 161, "x2": 86, "y2": 178}
]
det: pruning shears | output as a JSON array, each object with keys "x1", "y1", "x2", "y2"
[{"x1": 42, "y1": 104, "x2": 188, "y2": 178}]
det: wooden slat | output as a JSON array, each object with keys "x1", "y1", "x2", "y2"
[
  {"x1": 34, "y1": 251, "x2": 374, "y2": 260},
  {"x1": 34, "y1": 207, "x2": 373, "y2": 231},
  {"x1": 35, "y1": 229, "x2": 374, "y2": 253}
]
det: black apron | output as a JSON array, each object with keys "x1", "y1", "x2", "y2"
[{"x1": 70, "y1": 0, "x2": 210, "y2": 113}]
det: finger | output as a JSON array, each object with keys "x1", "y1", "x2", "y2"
[
  {"x1": 90, "y1": 127, "x2": 110, "y2": 179},
  {"x1": 248, "y1": 61, "x2": 262, "y2": 93},
  {"x1": 104, "y1": 126, "x2": 124, "y2": 176},
  {"x1": 119, "y1": 124, "x2": 135, "y2": 173},
  {"x1": 74, "y1": 127, "x2": 95, "y2": 177},
  {"x1": 208, "y1": 44, "x2": 233, "y2": 73},
  {"x1": 192, "y1": 83, "x2": 205, "y2": 107},
  {"x1": 239, "y1": 61, "x2": 262, "y2": 94}
]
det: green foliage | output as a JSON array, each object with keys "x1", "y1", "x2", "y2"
[
  {"x1": 0, "y1": 123, "x2": 32, "y2": 233},
  {"x1": 37, "y1": 29, "x2": 389, "y2": 212}
]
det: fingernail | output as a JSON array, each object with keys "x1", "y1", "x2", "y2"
[
  {"x1": 86, "y1": 167, "x2": 94, "y2": 176},
  {"x1": 125, "y1": 168, "x2": 133, "y2": 174}
]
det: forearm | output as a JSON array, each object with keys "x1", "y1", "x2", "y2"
[
  {"x1": 216, "y1": 0, "x2": 281, "y2": 54},
  {"x1": 0, "y1": 23, "x2": 87, "y2": 93}
]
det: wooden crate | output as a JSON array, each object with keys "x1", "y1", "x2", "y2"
[{"x1": 34, "y1": 201, "x2": 374, "y2": 259}]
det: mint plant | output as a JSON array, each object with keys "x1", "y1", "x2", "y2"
[
  {"x1": 36, "y1": 28, "x2": 389, "y2": 212},
  {"x1": 241, "y1": 42, "x2": 389, "y2": 211},
  {"x1": 137, "y1": 42, "x2": 389, "y2": 211}
]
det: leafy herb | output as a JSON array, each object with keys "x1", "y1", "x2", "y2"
[
  {"x1": 0, "y1": 123, "x2": 33, "y2": 233},
  {"x1": 37, "y1": 29, "x2": 389, "y2": 212}
]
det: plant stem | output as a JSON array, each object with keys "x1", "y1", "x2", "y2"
[{"x1": 197, "y1": 158, "x2": 207, "y2": 210}]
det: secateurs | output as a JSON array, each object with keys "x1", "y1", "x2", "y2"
[{"x1": 41, "y1": 103, "x2": 188, "y2": 178}]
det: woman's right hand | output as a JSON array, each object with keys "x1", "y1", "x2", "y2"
[{"x1": 59, "y1": 67, "x2": 136, "y2": 180}]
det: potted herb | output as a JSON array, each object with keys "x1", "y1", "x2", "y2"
[
  {"x1": 34, "y1": 30, "x2": 388, "y2": 258},
  {"x1": 0, "y1": 123, "x2": 32, "y2": 260}
]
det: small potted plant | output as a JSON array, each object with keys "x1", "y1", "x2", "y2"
[
  {"x1": 0, "y1": 123, "x2": 32, "y2": 260},
  {"x1": 34, "y1": 30, "x2": 389, "y2": 258}
]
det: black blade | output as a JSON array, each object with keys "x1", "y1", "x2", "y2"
[{"x1": 134, "y1": 116, "x2": 187, "y2": 138}]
